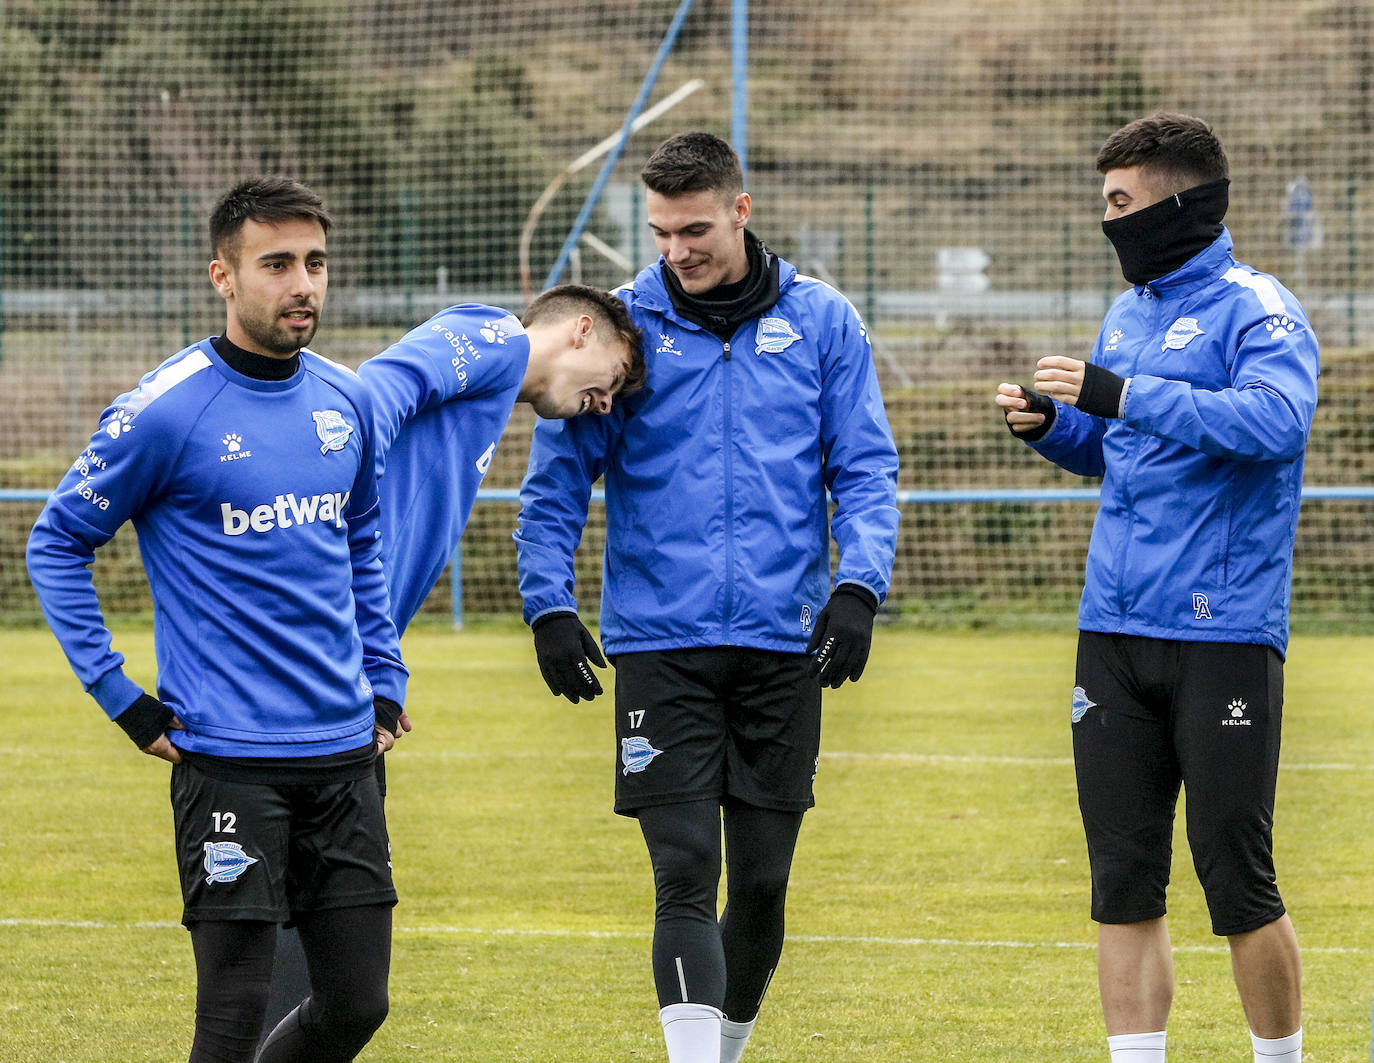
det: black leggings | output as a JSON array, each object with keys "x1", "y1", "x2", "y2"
[
  {"x1": 637, "y1": 798, "x2": 804, "y2": 1021},
  {"x1": 186, "y1": 904, "x2": 391, "y2": 1063}
]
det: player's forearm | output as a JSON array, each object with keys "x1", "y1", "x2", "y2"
[{"x1": 26, "y1": 508, "x2": 141, "y2": 716}]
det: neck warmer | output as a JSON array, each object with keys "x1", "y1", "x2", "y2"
[
  {"x1": 1102, "y1": 178, "x2": 1230, "y2": 286},
  {"x1": 663, "y1": 229, "x2": 781, "y2": 339},
  {"x1": 211, "y1": 334, "x2": 301, "y2": 381}
]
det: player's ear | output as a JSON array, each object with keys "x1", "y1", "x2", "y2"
[
  {"x1": 209, "y1": 259, "x2": 233, "y2": 299},
  {"x1": 733, "y1": 192, "x2": 751, "y2": 229},
  {"x1": 572, "y1": 313, "x2": 594, "y2": 349}
]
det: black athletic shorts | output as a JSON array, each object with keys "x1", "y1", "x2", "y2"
[
  {"x1": 1072, "y1": 631, "x2": 1287, "y2": 936},
  {"x1": 611, "y1": 647, "x2": 822, "y2": 817},
  {"x1": 170, "y1": 757, "x2": 397, "y2": 926}
]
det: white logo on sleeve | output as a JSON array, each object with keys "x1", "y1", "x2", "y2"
[
  {"x1": 105, "y1": 410, "x2": 135, "y2": 439},
  {"x1": 479, "y1": 319, "x2": 510, "y2": 344},
  {"x1": 312, "y1": 410, "x2": 354, "y2": 454},
  {"x1": 1265, "y1": 315, "x2": 1297, "y2": 339}
]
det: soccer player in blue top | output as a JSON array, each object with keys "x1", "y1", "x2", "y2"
[
  {"x1": 996, "y1": 113, "x2": 1316, "y2": 1063},
  {"x1": 516, "y1": 132, "x2": 900, "y2": 1063},
  {"x1": 363, "y1": 283, "x2": 646, "y2": 634},
  {"x1": 27, "y1": 176, "x2": 409, "y2": 1063},
  {"x1": 258, "y1": 283, "x2": 646, "y2": 1038}
]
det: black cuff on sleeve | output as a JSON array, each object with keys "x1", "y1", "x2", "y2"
[
  {"x1": 833, "y1": 583, "x2": 879, "y2": 614},
  {"x1": 530, "y1": 610, "x2": 578, "y2": 634},
  {"x1": 114, "y1": 693, "x2": 174, "y2": 749},
  {"x1": 373, "y1": 695, "x2": 403, "y2": 734},
  {"x1": 1077, "y1": 363, "x2": 1127, "y2": 419},
  {"x1": 1006, "y1": 384, "x2": 1057, "y2": 443}
]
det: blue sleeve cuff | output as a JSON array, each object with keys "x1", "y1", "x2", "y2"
[{"x1": 90, "y1": 669, "x2": 143, "y2": 721}]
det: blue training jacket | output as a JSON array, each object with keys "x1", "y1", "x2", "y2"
[
  {"x1": 360, "y1": 305, "x2": 529, "y2": 634},
  {"x1": 1028, "y1": 229, "x2": 1320, "y2": 656},
  {"x1": 26, "y1": 341, "x2": 408, "y2": 757},
  {"x1": 515, "y1": 254, "x2": 900, "y2": 655}
]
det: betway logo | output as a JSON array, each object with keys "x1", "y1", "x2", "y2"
[{"x1": 220, "y1": 491, "x2": 350, "y2": 535}]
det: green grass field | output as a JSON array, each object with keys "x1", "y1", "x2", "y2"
[{"x1": 3, "y1": 625, "x2": 1372, "y2": 1062}]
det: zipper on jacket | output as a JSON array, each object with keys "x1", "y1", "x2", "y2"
[
  {"x1": 1116, "y1": 287, "x2": 1159, "y2": 617},
  {"x1": 721, "y1": 338, "x2": 734, "y2": 639}
]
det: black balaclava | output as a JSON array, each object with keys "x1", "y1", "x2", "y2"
[{"x1": 1102, "y1": 178, "x2": 1230, "y2": 286}]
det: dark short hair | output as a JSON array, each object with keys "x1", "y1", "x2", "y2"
[
  {"x1": 522, "y1": 284, "x2": 647, "y2": 395},
  {"x1": 639, "y1": 131, "x2": 743, "y2": 200},
  {"x1": 210, "y1": 176, "x2": 333, "y2": 264},
  {"x1": 1096, "y1": 112, "x2": 1229, "y2": 190}
]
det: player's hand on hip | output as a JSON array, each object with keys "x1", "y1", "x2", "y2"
[
  {"x1": 531, "y1": 611, "x2": 607, "y2": 703},
  {"x1": 142, "y1": 717, "x2": 184, "y2": 764},
  {"x1": 806, "y1": 585, "x2": 879, "y2": 688},
  {"x1": 373, "y1": 696, "x2": 407, "y2": 753},
  {"x1": 115, "y1": 692, "x2": 184, "y2": 762}
]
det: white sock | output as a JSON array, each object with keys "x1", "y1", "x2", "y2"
[
  {"x1": 1107, "y1": 1030, "x2": 1166, "y2": 1062},
  {"x1": 720, "y1": 1016, "x2": 756, "y2": 1063},
  {"x1": 1251, "y1": 1027, "x2": 1302, "y2": 1062},
  {"x1": 660, "y1": 1002, "x2": 723, "y2": 1063}
]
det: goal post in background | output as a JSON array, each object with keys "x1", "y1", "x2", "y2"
[{"x1": 2, "y1": 0, "x2": 1371, "y2": 629}]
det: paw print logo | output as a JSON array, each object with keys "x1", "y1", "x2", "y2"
[
  {"x1": 222, "y1": 433, "x2": 243, "y2": 453},
  {"x1": 478, "y1": 320, "x2": 508, "y2": 345},
  {"x1": 1107, "y1": 328, "x2": 1124, "y2": 347},
  {"x1": 1228, "y1": 698, "x2": 1247, "y2": 718},
  {"x1": 657, "y1": 334, "x2": 681, "y2": 357},
  {"x1": 105, "y1": 410, "x2": 135, "y2": 439},
  {"x1": 1266, "y1": 315, "x2": 1296, "y2": 339}
]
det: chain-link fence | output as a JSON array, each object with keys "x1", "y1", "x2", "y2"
[{"x1": 3, "y1": 0, "x2": 1370, "y2": 626}]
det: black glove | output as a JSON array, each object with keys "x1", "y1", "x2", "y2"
[
  {"x1": 1004, "y1": 384, "x2": 1057, "y2": 442},
  {"x1": 1076, "y1": 363, "x2": 1127, "y2": 419},
  {"x1": 531, "y1": 611, "x2": 607, "y2": 703},
  {"x1": 373, "y1": 695, "x2": 403, "y2": 736},
  {"x1": 805, "y1": 585, "x2": 879, "y2": 689},
  {"x1": 114, "y1": 692, "x2": 176, "y2": 750}
]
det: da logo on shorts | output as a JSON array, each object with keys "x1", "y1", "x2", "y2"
[
  {"x1": 203, "y1": 841, "x2": 258, "y2": 885},
  {"x1": 1071, "y1": 686, "x2": 1096, "y2": 723},
  {"x1": 621, "y1": 736, "x2": 664, "y2": 775}
]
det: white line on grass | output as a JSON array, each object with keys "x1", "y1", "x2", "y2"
[{"x1": 2, "y1": 919, "x2": 1368, "y2": 955}]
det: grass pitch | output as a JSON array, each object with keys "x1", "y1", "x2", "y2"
[{"x1": 3, "y1": 625, "x2": 1372, "y2": 1061}]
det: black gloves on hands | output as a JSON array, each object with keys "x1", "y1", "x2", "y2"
[
  {"x1": 1005, "y1": 384, "x2": 1057, "y2": 442},
  {"x1": 1076, "y1": 363, "x2": 1127, "y2": 420},
  {"x1": 532, "y1": 611, "x2": 607, "y2": 703},
  {"x1": 806, "y1": 585, "x2": 879, "y2": 688},
  {"x1": 114, "y1": 692, "x2": 177, "y2": 750}
]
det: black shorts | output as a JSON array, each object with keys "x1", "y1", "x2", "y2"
[
  {"x1": 170, "y1": 758, "x2": 397, "y2": 926},
  {"x1": 1072, "y1": 631, "x2": 1286, "y2": 936},
  {"x1": 611, "y1": 647, "x2": 821, "y2": 817}
]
